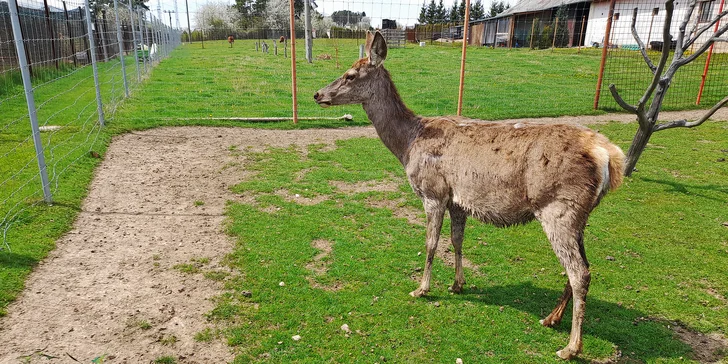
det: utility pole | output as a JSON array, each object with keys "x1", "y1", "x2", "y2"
[
  {"x1": 184, "y1": 0, "x2": 192, "y2": 43},
  {"x1": 304, "y1": 0, "x2": 312, "y2": 62},
  {"x1": 164, "y1": 9, "x2": 174, "y2": 29}
]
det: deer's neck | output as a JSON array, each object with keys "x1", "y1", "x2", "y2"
[{"x1": 362, "y1": 68, "x2": 421, "y2": 165}]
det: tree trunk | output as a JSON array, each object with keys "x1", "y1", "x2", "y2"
[{"x1": 624, "y1": 124, "x2": 654, "y2": 176}]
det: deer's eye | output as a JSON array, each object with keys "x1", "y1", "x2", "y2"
[{"x1": 345, "y1": 73, "x2": 356, "y2": 81}]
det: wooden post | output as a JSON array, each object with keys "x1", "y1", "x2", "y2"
[
  {"x1": 288, "y1": 0, "x2": 298, "y2": 124},
  {"x1": 593, "y1": 0, "x2": 616, "y2": 109},
  {"x1": 13, "y1": 0, "x2": 33, "y2": 77},
  {"x1": 493, "y1": 20, "x2": 498, "y2": 48},
  {"x1": 508, "y1": 17, "x2": 515, "y2": 49},
  {"x1": 79, "y1": 6, "x2": 91, "y2": 63},
  {"x1": 529, "y1": 18, "x2": 536, "y2": 49},
  {"x1": 552, "y1": 17, "x2": 559, "y2": 49},
  {"x1": 43, "y1": 0, "x2": 59, "y2": 69},
  {"x1": 456, "y1": 0, "x2": 471, "y2": 116},
  {"x1": 62, "y1": 1, "x2": 77, "y2": 67},
  {"x1": 697, "y1": 0, "x2": 725, "y2": 104},
  {"x1": 647, "y1": 8, "x2": 658, "y2": 49},
  {"x1": 578, "y1": 15, "x2": 586, "y2": 53}
]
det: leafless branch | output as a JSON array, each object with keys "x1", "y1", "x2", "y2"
[
  {"x1": 631, "y1": 7, "x2": 657, "y2": 73},
  {"x1": 674, "y1": 0, "x2": 698, "y2": 52},
  {"x1": 638, "y1": 0, "x2": 674, "y2": 108},
  {"x1": 684, "y1": 10, "x2": 728, "y2": 49},
  {"x1": 609, "y1": 84, "x2": 638, "y2": 114},
  {"x1": 653, "y1": 95, "x2": 728, "y2": 131},
  {"x1": 679, "y1": 21, "x2": 728, "y2": 65}
]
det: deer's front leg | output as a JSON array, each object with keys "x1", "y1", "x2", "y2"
[
  {"x1": 410, "y1": 198, "x2": 446, "y2": 298},
  {"x1": 448, "y1": 205, "x2": 467, "y2": 293}
]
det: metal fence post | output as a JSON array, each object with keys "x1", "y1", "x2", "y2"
[
  {"x1": 139, "y1": 9, "x2": 148, "y2": 73},
  {"x1": 8, "y1": 0, "x2": 52, "y2": 204},
  {"x1": 113, "y1": 0, "x2": 129, "y2": 97},
  {"x1": 98, "y1": 10, "x2": 109, "y2": 62},
  {"x1": 83, "y1": 0, "x2": 106, "y2": 126},
  {"x1": 127, "y1": 1, "x2": 140, "y2": 82}
]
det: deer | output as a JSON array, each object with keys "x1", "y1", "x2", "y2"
[
  {"x1": 228, "y1": 35, "x2": 235, "y2": 48},
  {"x1": 314, "y1": 31, "x2": 625, "y2": 360}
]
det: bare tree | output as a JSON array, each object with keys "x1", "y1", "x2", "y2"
[{"x1": 609, "y1": 0, "x2": 728, "y2": 176}]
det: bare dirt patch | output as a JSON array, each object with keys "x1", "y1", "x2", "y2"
[{"x1": 0, "y1": 126, "x2": 376, "y2": 363}]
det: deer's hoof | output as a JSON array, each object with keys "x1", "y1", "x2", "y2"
[
  {"x1": 556, "y1": 346, "x2": 579, "y2": 360},
  {"x1": 448, "y1": 283, "x2": 464, "y2": 294},
  {"x1": 540, "y1": 318, "x2": 560, "y2": 328},
  {"x1": 409, "y1": 288, "x2": 427, "y2": 298}
]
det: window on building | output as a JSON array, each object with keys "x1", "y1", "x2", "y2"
[{"x1": 699, "y1": 0, "x2": 715, "y2": 22}]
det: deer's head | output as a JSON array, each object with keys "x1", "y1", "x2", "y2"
[{"x1": 314, "y1": 31, "x2": 388, "y2": 108}]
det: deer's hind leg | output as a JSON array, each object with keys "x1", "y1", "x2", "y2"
[
  {"x1": 448, "y1": 204, "x2": 467, "y2": 293},
  {"x1": 410, "y1": 198, "x2": 446, "y2": 298},
  {"x1": 537, "y1": 203, "x2": 591, "y2": 360},
  {"x1": 540, "y1": 280, "x2": 572, "y2": 327}
]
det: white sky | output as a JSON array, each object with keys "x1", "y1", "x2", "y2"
[
  {"x1": 160, "y1": 0, "x2": 516, "y2": 31},
  {"x1": 29, "y1": 0, "x2": 513, "y2": 31}
]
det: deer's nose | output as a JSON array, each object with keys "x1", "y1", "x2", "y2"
[{"x1": 313, "y1": 92, "x2": 320, "y2": 101}]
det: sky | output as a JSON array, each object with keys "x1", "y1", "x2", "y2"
[
  {"x1": 25, "y1": 0, "x2": 513, "y2": 32},
  {"x1": 154, "y1": 0, "x2": 516, "y2": 31}
]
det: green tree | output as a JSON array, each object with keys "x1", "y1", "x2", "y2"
[
  {"x1": 449, "y1": 2, "x2": 459, "y2": 23},
  {"x1": 488, "y1": 0, "x2": 509, "y2": 17},
  {"x1": 436, "y1": 0, "x2": 447, "y2": 23},
  {"x1": 471, "y1": 0, "x2": 485, "y2": 20},
  {"x1": 418, "y1": 1, "x2": 427, "y2": 24},
  {"x1": 331, "y1": 10, "x2": 365, "y2": 26},
  {"x1": 553, "y1": 5, "x2": 570, "y2": 47},
  {"x1": 425, "y1": 0, "x2": 437, "y2": 24},
  {"x1": 457, "y1": 0, "x2": 465, "y2": 22}
]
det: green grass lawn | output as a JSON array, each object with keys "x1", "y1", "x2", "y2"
[
  {"x1": 1, "y1": 40, "x2": 727, "y2": 362},
  {"x1": 212, "y1": 121, "x2": 728, "y2": 363}
]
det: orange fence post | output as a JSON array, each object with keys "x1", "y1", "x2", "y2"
[
  {"x1": 456, "y1": 0, "x2": 471, "y2": 116},
  {"x1": 594, "y1": 0, "x2": 617, "y2": 110},
  {"x1": 289, "y1": 0, "x2": 298, "y2": 123}
]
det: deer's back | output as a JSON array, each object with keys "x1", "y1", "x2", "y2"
[{"x1": 405, "y1": 117, "x2": 609, "y2": 226}]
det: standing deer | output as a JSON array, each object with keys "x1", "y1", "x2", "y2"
[
  {"x1": 227, "y1": 35, "x2": 235, "y2": 48},
  {"x1": 314, "y1": 31, "x2": 625, "y2": 360}
]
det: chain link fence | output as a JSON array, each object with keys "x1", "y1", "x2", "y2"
[
  {"x1": 1, "y1": 0, "x2": 180, "y2": 249},
  {"x1": 595, "y1": 0, "x2": 728, "y2": 110}
]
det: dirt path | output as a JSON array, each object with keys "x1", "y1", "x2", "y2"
[
  {"x1": 0, "y1": 126, "x2": 376, "y2": 364},
  {"x1": 0, "y1": 110, "x2": 725, "y2": 363}
]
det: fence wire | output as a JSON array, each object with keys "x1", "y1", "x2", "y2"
[
  {"x1": 0, "y1": 0, "x2": 181, "y2": 249},
  {"x1": 2, "y1": 0, "x2": 727, "y2": 249},
  {"x1": 597, "y1": 0, "x2": 728, "y2": 110}
]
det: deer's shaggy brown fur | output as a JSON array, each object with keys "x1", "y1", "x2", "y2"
[{"x1": 314, "y1": 31, "x2": 625, "y2": 360}]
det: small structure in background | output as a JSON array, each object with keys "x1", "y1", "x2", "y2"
[
  {"x1": 261, "y1": 41, "x2": 269, "y2": 53},
  {"x1": 381, "y1": 20, "x2": 406, "y2": 48}
]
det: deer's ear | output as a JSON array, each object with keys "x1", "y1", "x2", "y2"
[
  {"x1": 364, "y1": 31, "x2": 374, "y2": 58},
  {"x1": 369, "y1": 32, "x2": 387, "y2": 67}
]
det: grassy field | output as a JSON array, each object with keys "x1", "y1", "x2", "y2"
[{"x1": 1, "y1": 39, "x2": 727, "y2": 362}]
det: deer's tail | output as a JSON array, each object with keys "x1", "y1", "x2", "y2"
[
  {"x1": 605, "y1": 142, "x2": 625, "y2": 191},
  {"x1": 590, "y1": 134, "x2": 625, "y2": 199}
]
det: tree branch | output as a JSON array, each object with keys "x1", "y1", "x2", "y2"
[
  {"x1": 684, "y1": 10, "x2": 728, "y2": 49},
  {"x1": 638, "y1": 0, "x2": 674, "y2": 109},
  {"x1": 609, "y1": 84, "x2": 638, "y2": 114},
  {"x1": 674, "y1": 0, "x2": 698, "y2": 53},
  {"x1": 631, "y1": 7, "x2": 657, "y2": 73},
  {"x1": 678, "y1": 21, "x2": 728, "y2": 65},
  {"x1": 653, "y1": 95, "x2": 728, "y2": 131}
]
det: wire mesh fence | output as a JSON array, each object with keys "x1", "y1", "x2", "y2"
[
  {"x1": 0, "y1": 0, "x2": 180, "y2": 249},
  {"x1": 596, "y1": 0, "x2": 728, "y2": 110},
  {"x1": 2, "y1": 0, "x2": 728, "y2": 248}
]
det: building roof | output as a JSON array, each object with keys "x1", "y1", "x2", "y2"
[{"x1": 497, "y1": 0, "x2": 590, "y2": 18}]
